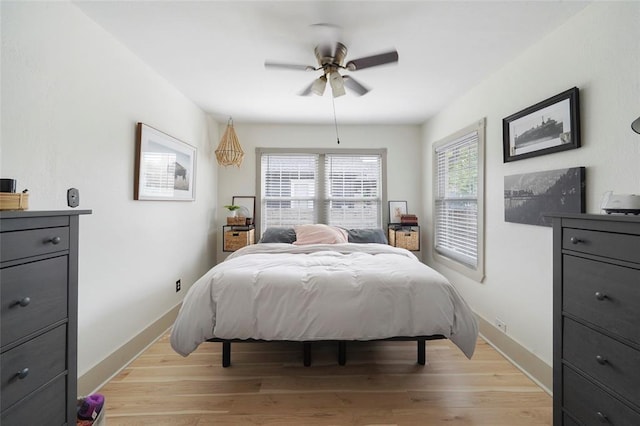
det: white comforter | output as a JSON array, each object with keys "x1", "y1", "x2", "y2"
[{"x1": 170, "y1": 243, "x2": 478, "y2": 358}]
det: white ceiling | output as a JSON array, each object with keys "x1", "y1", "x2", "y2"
[{"x1": 74, "y1": 1, "x2": 589, "y2": 125}]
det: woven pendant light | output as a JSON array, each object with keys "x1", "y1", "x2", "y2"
[{"x1": 215, "y1": 117, "x2": 244, "y2": 167}]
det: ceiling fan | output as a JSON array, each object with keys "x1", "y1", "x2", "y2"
[{"x1": 265, "y1": 41, "x2": 399, "y2": 98}]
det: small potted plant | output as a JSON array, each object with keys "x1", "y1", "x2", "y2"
[{"x1": 224, "y1": 205, "x2": 241, "y2": 217}]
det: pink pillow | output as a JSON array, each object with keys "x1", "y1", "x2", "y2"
[{"x1": 293, "y1": 224, "x2": 348, "y2": 245}]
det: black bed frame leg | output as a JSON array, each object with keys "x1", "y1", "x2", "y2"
[
  {"x1": 303, "y1": 342, "x2": 311, "y2": 367},
  {"x1": 338, "y1": 341, "x2": 346, "y2": 366},
  {"x1": 417, "y1": 338, "x2": 426, "y2": 365},
  {"x1": 222, "y1": 341, "x2": 231, "y2": 367}
]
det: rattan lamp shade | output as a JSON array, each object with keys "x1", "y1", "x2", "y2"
[{"x1": 215, "y1": 118, "x2": 244, "y2": 167}]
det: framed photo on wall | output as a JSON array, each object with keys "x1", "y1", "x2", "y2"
[
  {"x1": 503, "y1": 87, "x2": 580, "y2": 163},
  {"x1": 388, "y1": 200, "x2": 408, "y2": 224},
  {"x1": 134, "y1": 123, "x2": 196, "y2": 201}
]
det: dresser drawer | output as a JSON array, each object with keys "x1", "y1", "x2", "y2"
[
  {"x1": 563, "y1": 255, "x2": 640, "y2": 345},
  {"x1": 1, "y1": 325, "x2": 67, "y2": 409},
  {"x1": 563, "y1": 318, "x2": 640, "y2": 407},
  {"x1": 1, "y1": 256, "x2": 68, "y2": 348},
  {"x1": 1, "y1": 374, "x2": 66, "y2": 426},
  {"x1": 563, "y1": 367, "x2": 640, "y2": 425},
  {"x1": 563, "y1": 227, "x2": 640, "y2": 264},
  {"x1": 0, "y1": 227, "x2": 70, "y2": 262}
]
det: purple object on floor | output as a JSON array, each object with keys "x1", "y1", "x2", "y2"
[{"x1": 77, "y1": 393, "x2": 105, "y2": 420}]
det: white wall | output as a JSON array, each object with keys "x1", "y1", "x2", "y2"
[
  {"x1": 421, "y1": 3, "x2": 640, "y2": 366},
  {"x1": 215, "y1": 123, "x2": 422, "y2": 261},
  {"x1": 1, "y1": 2, "x2": 219, "y2": 376}
]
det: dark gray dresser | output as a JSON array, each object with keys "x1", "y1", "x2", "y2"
[
  {"x1": 552, "y1": 214, "x2": 640, "y2": 425},
  {"x1": 1, "y1": 210, "x2": 90, "y2": 425}
]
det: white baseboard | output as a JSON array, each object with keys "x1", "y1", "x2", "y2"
[
  {"x1": 77, "y1": 303, "x2": 181, "y2": 396},
  {"x1": 476, "y1": 314, "x2": 552, "y2": 394},
  {"x1": 77, "y1": 305, "x2": 552, "y2": 396}
]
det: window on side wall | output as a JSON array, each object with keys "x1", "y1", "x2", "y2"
[
  {"x1": 433, "y1": 119, "x2": 485, "y2": 282},
  {"x1": 258, "y1": 149, "x2": 386, "y2": 235}
]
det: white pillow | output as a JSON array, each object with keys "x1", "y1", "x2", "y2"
[{"x1": 293, "y1": 224, "x2": 348, "y2": 245}]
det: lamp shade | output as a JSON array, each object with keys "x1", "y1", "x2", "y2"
[
  {"x1": 311, "y1": 76, "x2": 327, "y2": 96},
  {"x1": 632, "y1": 116, "x2": 640, "y2": 134},
  {"x1": 215, "y1": 118, "x2": 244, "y2": 167},
  {"x1": 329, "y1": 71, "x2": 346, "y2": 97}
]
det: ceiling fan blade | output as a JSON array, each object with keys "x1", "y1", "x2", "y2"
[
  {"x1": 342, "y1": 75, "x2": 370, "y2": 96},
  {"x1": 346, "y1": 50, "x2": 398, "y2": 71},
  {"x1": 264, "y1": 61, "x2": 316, "y2": 71}
]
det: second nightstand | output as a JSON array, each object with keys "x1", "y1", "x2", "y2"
[
  {"x1": 223, "y1": 225, "x2": 255, "y2": 252},
  {"x1": 388, "y1": 225, "x2": 420, "y2": 251}
]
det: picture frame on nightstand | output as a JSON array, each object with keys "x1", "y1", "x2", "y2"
[{"x1": 388, "y1": 200, "x2": 407, "y2": 224}]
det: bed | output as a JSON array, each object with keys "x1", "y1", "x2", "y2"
[{"x1": 170, "y1": 225, "x2": 478, "y2": 366}]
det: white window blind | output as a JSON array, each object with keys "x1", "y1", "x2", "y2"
[
  {"x1": 259, "y1": 150, "x2": 384, "y2": 231},
  {"x1": 261, "y1": 154, "x2": 319, "y2": 228},
  {"x1": 434, "y1": 128, "x2": 480, "y2": 269},
  {"x1": 325, "y1": 154, "x2": 382, "y2": 228}
]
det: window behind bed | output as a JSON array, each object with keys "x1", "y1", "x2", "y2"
[{"x1": 258, "y1": 149, "x2": 386, "y2": 233}]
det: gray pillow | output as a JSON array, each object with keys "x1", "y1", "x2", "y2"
[
  {"x1": 259, "y1": 227, "x2": 297, "y2": 244},
  {"x1": 346, "y1": 228, "x2": 388, "y2": 244}
]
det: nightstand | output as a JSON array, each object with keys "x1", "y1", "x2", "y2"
[
  {"x1": 388, "y1": 225, "x2": 420, "y2": 251},
  {"x1": 223, "y1": 225, "x2": 255, "y2": 252}
]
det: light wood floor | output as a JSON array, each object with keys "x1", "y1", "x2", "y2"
[{"x1": 97, "y1": 334, "x2": 552, "y2": 425}]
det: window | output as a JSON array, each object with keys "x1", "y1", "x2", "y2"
[
  {"x1": 261, "y1": 153, "x2": 318, "y2": 227},
  {"x1": 433, "y1": 119, "x2": 485, "y2": 281},
  {"x1": 324, "y1": 154, "x2": 382, "y2": 228},
  {"x1": 258, "y1": 149, "x2": 386, "y2": 233}
]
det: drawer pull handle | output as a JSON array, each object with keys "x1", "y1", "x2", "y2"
[
  {"x1": 16, "y1": 368, "x2": 29, "y2": 380},
  {"x1": 10, "y1": 297, "x2": 31, "y2": 308},
  {"x1": 46, "y1": 236, "x2": 62, "y2": 245},
  {"x1": 570, "y1": 237, "x2": 583, "y2": 244},
  {"x1": 595, "y1": 355, "x2": 608, "y2": 365},
  {"x1": 595, "y1": 292, "x2": 608, "y2": 301},
  {"x1": 596, "y1": 411, "x2": 610, "y2": 423}
]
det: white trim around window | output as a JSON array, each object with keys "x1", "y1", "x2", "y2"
[
  {"x1": 432, "y1": 119, "x2": 485, "y2": 282},
  {"x1": 256, "y1": 148, "x2": 387, "y2": 238}
]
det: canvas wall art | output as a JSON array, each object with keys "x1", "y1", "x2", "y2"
[{"x1": 504, "y1": 167, "x2": 585, "y2": 227}]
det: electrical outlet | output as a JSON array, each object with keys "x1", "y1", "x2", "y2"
[
  {"x1": 176, "y1": 279, "x2": 181, "y2": 292},
  {"x1": 67, "y1": 188, "x2": 79, "y2": 208},
  {"x1": 495, "y1": 318, "x2": 507, "y2": 333}
]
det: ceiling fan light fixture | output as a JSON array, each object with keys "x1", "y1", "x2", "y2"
[
  {"x1": 266, "y1": 40, "x2": 398, "y2": 99},
  {"x1": 311, "y1": 75, "x2": 327, "y2": 96},
  {"x1": 329, "y1": 71, "x2": 346, "y2": 98}
]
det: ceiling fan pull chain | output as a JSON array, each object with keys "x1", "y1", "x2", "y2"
[{"x1": 332, "y1": 97, "x2": 340, "y2": 144}]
